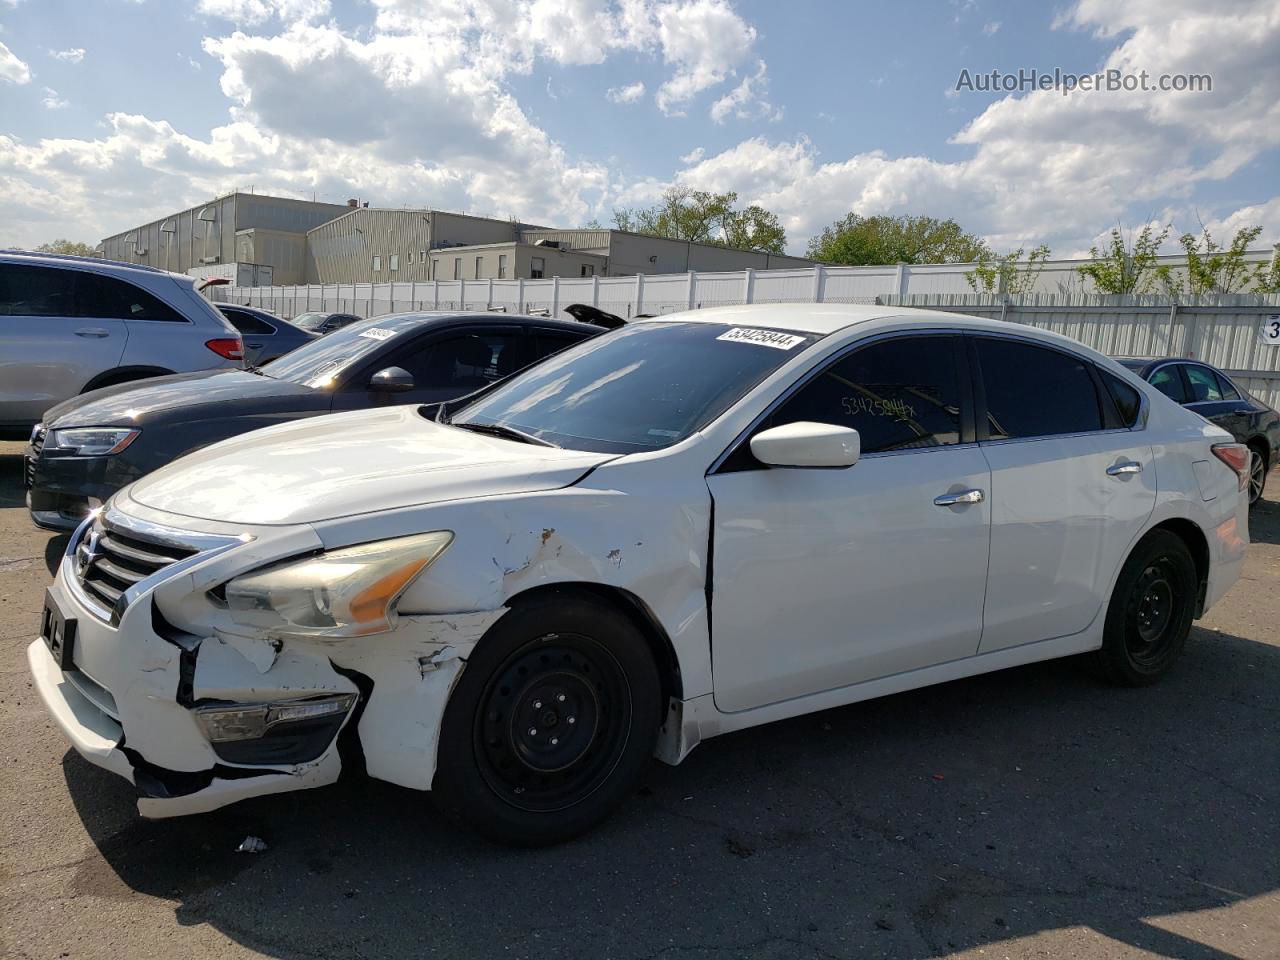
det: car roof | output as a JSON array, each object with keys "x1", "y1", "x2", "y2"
[
  {"x1": 0, "y1": 250, "x2": 182, "y2": 282},
  {"x1": 1115, "y1": 356, "x2": 1225, "y2": 374},
  {"x1": 337, "y1": 311, "x2": 600, "y2": 335}
]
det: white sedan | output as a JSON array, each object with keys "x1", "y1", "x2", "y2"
[{"x1": 28, "y1": 304, "x2": 1250, "y2": 844}]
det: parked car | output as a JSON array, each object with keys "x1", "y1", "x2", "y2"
[
  {"x1": 0, "y1": 251, "x2": 244, "y2": 439},
  {"x1": 28, "y1": 305, "x2": 1249, "y2": 844},
  {"x1": 290, "y1": 311, "x2": 362, "y2": 335},
  {"x1": 216, "y1": 304, "x2": 318, "y2": 366},
  {"x1": 24, "y1": 311, "x2": 601, "y2": 530},
  {"x1": 1118, "y1": 357, "x2": 1279, "y2": 505}
]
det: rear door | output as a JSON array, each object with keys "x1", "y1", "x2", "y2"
[
  {"x1": 221, "y1": 309, "x2": 277, "y2": 365},
  {"x1": 0, "y1": 263, "x2": 128, "y2": 427},
  {"x1": 1182, "y1": 363, "x2": 1251, "y2": 442},
  {"x1": 973, "y1": 336, "x2": 1156, "y2": 654}
]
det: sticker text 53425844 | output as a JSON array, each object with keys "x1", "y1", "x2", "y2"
[{"x1": 716, "y1": 328, "x2": 807, "y2": 351}]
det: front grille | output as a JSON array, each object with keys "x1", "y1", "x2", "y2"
[
  {"x1": 25, "y1": 425, "x2": 45, "y2": 487},
  {"x1": 77, "y1": 515, "x2": 198, "y2": 613}
]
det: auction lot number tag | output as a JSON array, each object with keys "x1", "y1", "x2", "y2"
[
  {"x1": 359, "y1": 327, "x2": 396, "y2": 341},
  {"x1": 1261, "y1": 315, "x2": 1280, "y2": 345},
  {"x1": 717, "y1": 327, "x2": 806, "y2": 350}
]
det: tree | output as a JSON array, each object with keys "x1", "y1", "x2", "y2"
[
  {"x1": 965, "y1": 244, "x2": 1051, "y2": 295},
  {"x1": 612, "y1": 187, "x2": 787, "y2": 253},
  {"x1": 1076, "y1": 223, "x2": 1171, "y2": 294},
  {"x1": 804, "y1": 214, "x2": 989, "y2": 266},
  {"x1": 1157, "y1": 225, "x2": 1270, "y2": 295},
  {"x1": 34, "y1": 239, "x2": 98, "y2": 257}
]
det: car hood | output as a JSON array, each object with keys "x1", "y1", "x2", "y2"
[
  {"x1": 43, "y1": 370, "x2": 318, "y2": 426},
  {"x1": 126, "y1": 405, "x2": 617, "y2": 525}
]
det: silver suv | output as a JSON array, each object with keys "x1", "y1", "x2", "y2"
[{"x1": 0, "y1": 252, "x2": 244, "y2": 438}]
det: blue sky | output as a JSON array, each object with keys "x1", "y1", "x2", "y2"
[{"x1": 1, "y1": 0, "x2": 1277, "y2": 256}]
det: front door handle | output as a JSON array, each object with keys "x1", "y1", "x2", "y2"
[
  {"x1": 74, "y1": 327, "x2": 110, "y2": 338},
  {"x1": 934, "y1": 488, "x2": 985, "y2": 507},
  {"x1": 1107, "y1": 462, "x2": 1143, "y2": 477}
]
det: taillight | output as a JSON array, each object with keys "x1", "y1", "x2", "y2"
[
  {"x1": 1211, "y1": 443, "x2": 1250, "y2": 492},
  {"x1": 206, "y1": 337, "x2": 244, "y2": 362}
]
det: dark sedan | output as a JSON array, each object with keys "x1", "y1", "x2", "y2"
[
  {"x1": 25, "y1": 311, "x2": 602, "y2": 529},
  {"x1": 291, "y1": 311, "x2": 363, "y2": 335},
  {"x1": 217, "y1": 304, "x2": 318, "y2": 366},
  {"x1": 1119, "y1": 356, "x2": 1280, "y2": 505}
]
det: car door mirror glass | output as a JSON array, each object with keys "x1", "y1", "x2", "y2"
[
  {"x1": 369, "y1": 366, "x2": 415, "y2": 393},
  {"x1": 750, "y1": 422, "x2": 860, "y2": 468}
]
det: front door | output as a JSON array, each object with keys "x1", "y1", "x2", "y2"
[
  {"x1": 972, "y1": 336, "x2": 1156, "y2": 653},
  {"x1": 707, "y1": 334, "x2": 991, "y2": 713}
]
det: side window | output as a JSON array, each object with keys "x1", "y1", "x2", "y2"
[
  {"x1": 77, "y1": 273, "x2": 187, "y2": 322},
  {"x1": 976, "y1": 338, "x2": 1103, "y2": 439},
  {"x1": 398, "y1": 332, "x2": 526, "y2": 391},
  {"x1": 1213, "y1": 371, "x2": 1240, "y2": 401},
  {"x1": 0, "y1": 263, "x2": 78, "y2": 317},
  {"x1": 533, "y1": 329, "x2": 587, "y2": 360},
  {"x1": 1183, "y1": 365, "x2": 1224, "y2": 403},
  {"x1": 1101, "y1": 370, "x2": 1143, "y2": 428},
  {"x1": 1148, "y1": 366, "x2": 1188, "y2": 403},
  {"x1": 222, "y1": 310, "x2": 274, "y2": 336},
  {"x1": 770, "y1": 336, "x2": 965, "y2": 453}
]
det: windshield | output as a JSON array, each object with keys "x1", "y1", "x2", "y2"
[
  {"x1": 291, "y1": 312, "x2": 329, "y2": 331},
  {"x1": 261, "y1": 316, "x2": 421, "y2": 387},
  {"x1": 452, "y1": 321, "x2": 818, "y2": 453}
]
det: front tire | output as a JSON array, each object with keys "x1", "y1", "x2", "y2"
[
  {"x1": 434, "y1": 590, "x2": 661, "y2": 845},
  {"x1": 1092, "y1": 530, "x2": 1197, "y2": 686}
]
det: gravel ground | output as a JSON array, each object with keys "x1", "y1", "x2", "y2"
[{"x1": 1, "y1": 439, "x2": 1277, "y2": 960}]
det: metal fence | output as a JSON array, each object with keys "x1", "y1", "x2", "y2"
[{"x1": 210, "y1": 269, "x2": 1280, "y2": 408}]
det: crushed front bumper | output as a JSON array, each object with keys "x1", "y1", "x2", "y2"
[{"x1": 29, "y1": 508, "x2": 506, "y2": 818}]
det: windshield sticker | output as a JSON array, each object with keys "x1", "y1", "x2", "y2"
[
  {"x1": 716, "y1": 327, "x2": 806, "y2": 350},
  {"x1": 358, "y1": 327, "x2": 396, "y2": 341}
]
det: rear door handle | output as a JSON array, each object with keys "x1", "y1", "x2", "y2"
[
  {"x1": 74, "y1": 327, "x2": 110, "y2": 338},
  {"x1": 934, "y1": 488, "x2": 985, "y2": 507},
  {"x1": 1107, "y1": 462, "x2": 1143, "y2": 477},
  {"x1": 245, "y1": 342, "x2": 262, "y2": 348}
]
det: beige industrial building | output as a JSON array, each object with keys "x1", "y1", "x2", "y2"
[
  {"x1": 99, "y1": 192, "x2": 352, "y2": 285},
  {"x1": 101, "y1": 194, "x2": 813, "y2": 286}
]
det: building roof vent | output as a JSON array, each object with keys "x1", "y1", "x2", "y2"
[
  {"x1": 348, "y1": 198, "x2": 359, "y2": 207},
  {"x1": 534, "y1": 239, "x2": 561, "y2": 249}
]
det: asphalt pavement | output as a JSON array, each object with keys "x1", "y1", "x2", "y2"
[{"x1": 1, "y1": 440, "x2": 1277, "y2": 960}]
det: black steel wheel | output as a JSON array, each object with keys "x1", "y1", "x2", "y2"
[
  {"x1": 1092, "y1": 529, "x2": 1197, "y2": 686},
  {"x1": 434, "y1": 590, "x2": 662, "y2": 845},
  {"x1": 474, "y1": 633, "x2": 630, "y2": 814}
]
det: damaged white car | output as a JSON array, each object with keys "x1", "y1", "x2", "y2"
[{"x1": 30, "y1": 304, "x2": 1249, "y2": 844}]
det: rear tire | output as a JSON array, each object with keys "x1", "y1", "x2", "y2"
[
  {"x1": 434, "y1": 590, "x2": 662, "y2": 846},
  {"x1": 1091, "y1": 530, "x2": 1197, "y2": 686},
  {"x1": 1247, "y1": 444, "x2": 1268, "y2": 506}
]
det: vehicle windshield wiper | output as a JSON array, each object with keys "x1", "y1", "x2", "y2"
[{"x1": 450, "y1": 421, "x2": 557, "y2": 447}]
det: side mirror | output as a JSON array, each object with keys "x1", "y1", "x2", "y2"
[
  {"x1": 369, "y1": 366, "x2": 414, "y2": 393},
  {"x1": 750, "y1": 422, "x2": 860, "y2": 468}
]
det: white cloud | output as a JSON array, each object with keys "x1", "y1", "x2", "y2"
[
  {"x1": 41, "y1": 87, "x2": 68, "y2": 109},
  {"x1": 982, "y1": 20, "x2": 1001, "y2": 35},
  {"x1": 709, "y1": 59, "x2": 779, "y2": 123},
  {"x1": 679, "y1": 146, "x2": 704, "y2": 164},
  {"x1": 606, "y1": 81, "x2": 646, "y2": 103},
  {"x1": 653, "y1": 0, "x2": 756, "y2": 114},
  {"x1": 0, "y1": 40, "x2": 31, "y2": 84},
  {"x1": 673, "y1": 0, "x2": 1280, "y2": 253},
  {"x1": 196, "y1": 0, "x2": 330, "y2": 25},
  {"x1": 49, "y1": 47, "x2": 86, "y2": 64}
]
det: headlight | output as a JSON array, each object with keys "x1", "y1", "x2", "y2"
[
  {"x1": 223, "y1": 532, "x2": 453, "y2": 638},
  {"x1": 48, "y1": 427, "x2": 140, "y2": 456}
]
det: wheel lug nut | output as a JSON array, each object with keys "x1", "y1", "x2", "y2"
[
  {"x1": 557, "y1": 694, "x2": 566, "y2": 702},
  {"x1": 550, "y1": 737, "x2": 559, "y2": 746},
  {"x1": 567, "y1": 716, "x2": 576, "y2": 724},
  {"x1": 533, "y1": 700, "x2": 542, "y2": 709},
  {"x1": 528, "y1": 727, "x2": 537, "y2": 736}
]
